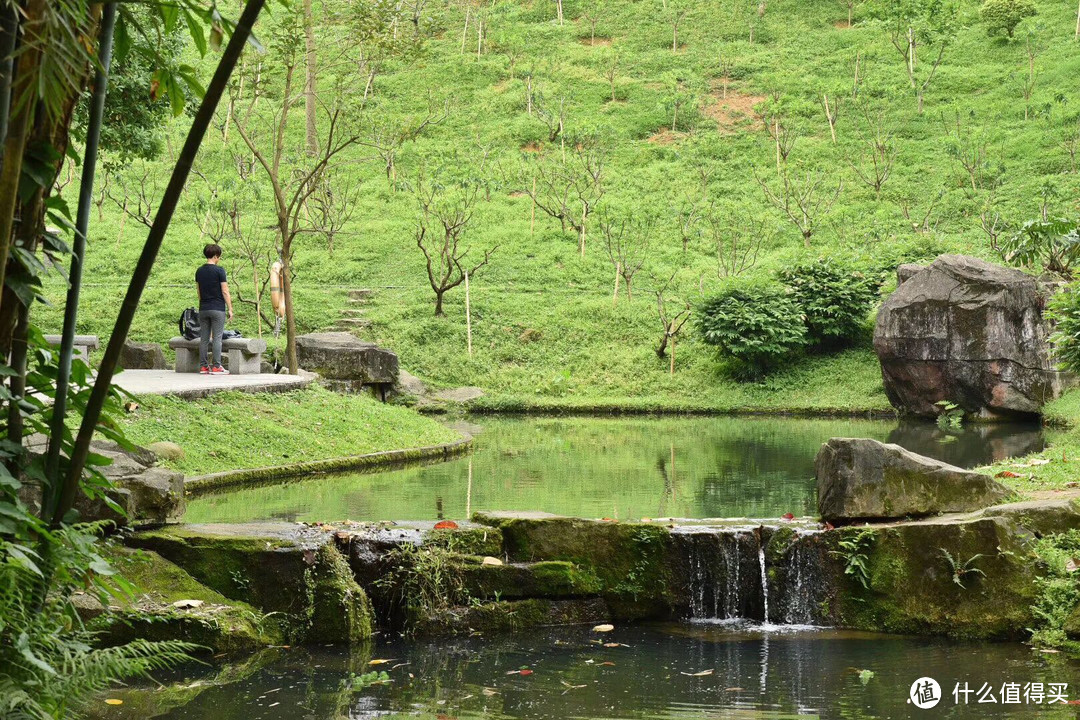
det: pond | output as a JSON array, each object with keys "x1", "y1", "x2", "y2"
[
  {"x1": 91, "y1": 623, "x2": 1080, "y2": 719},
  {"x1": 183, "y1": 415, "x2": 1044, "y2": 524}
]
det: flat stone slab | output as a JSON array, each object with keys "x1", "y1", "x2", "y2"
[{"x1": 114, "y1": 369, "x2": 312, "y2": 399}]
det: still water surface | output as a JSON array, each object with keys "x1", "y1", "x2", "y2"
[
  {"x1": 184, "y1": 415, "x2": 1044, "y2": 524},
  {"x1": 92, "y1": 624, "x2": 1080, "y2": 719}
]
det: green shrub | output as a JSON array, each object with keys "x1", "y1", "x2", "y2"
[
  {"x1": 697, "y1": 283, "x2": 806, "y2": 379},
  {"x1": 778, "y1": 259, "x2": 881, "y2": 349},
  {"x1": 979, "y1": 0, "x2": 1036, "y2": 37},
  {"x1": 1048, "y1": 283, "x2": 1080, "y2": 373}
]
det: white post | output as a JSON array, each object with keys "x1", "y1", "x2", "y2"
[
  {"x1": 465, "y1": 270, "x2": 473, "y2": 356},
  {"x1": 466, "y1": 458, "x2": 473, "y2": 517},
  {"x1": 612, "y1": 262, "x2": 621, "y2": 305}
]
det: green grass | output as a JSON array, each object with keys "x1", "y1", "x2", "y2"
[
  {"x1": 983, "y1": 389, "x2": 1080, "y2": 493},
  {"x1": 119, "y1": 386, "x2": 461, "y2": 475},
  {"x1": 32, "y1": 0, "x2": 1080, "y2": 412}
]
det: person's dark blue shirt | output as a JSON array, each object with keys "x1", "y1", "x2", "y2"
[{"x1": 195, "y1": 264, "x2": 227, "y2": 312}]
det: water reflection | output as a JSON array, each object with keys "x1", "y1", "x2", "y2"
[
  {"x1": 184, "y1": 416, "x2": 1044, "y2": 524},
  {"x1": 90, "y1": 625, "x2": 1079, "y2": 720}
]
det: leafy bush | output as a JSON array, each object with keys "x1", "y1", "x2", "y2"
[
  {"x1": 980, "y1": 0, "x2": 1036, "y2": 37},
  {"x1": 697, "y1": 283, "x2": 806, "y2": 379},
  {"x1": 777, "y1": 259, "x2": 881, "y2": 348},
  {"x1": 1000, "y1": 218, "x2": 1080, "y2": 278},
  {"x1": 1048, "y1": 283, "x2": 1080, "y2": 373}
]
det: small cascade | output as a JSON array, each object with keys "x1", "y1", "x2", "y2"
[
  {"x1": 758, "y1": 543, "x2": 769, "y2": 623},
  {"x1": 677, "y1": 524, "x2": 826, "y2": 628}
]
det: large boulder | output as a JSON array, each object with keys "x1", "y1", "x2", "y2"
[
  {"x1": 295, "y1": 332, "x2": 399, "y2": 392},
  {"x1": 816, "y1": 437, "x2": 1010, "y2": 523},
  {"x1": 79, "y1": 444, "x2": 185, "y2": 524},
  {"x1": 874, "y1": 254, "x2": 1067, "y2": 419},
  {"x1": 119, "y1": 340, "x2": 168, "y2": 370}
]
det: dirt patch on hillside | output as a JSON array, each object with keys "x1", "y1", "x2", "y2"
[
  {"x1": 647, "y1": 129, "x2": 687, "y2": 145},
  {"x1": 834, "y1": 19, "x2": 851, "y2": 29},
  {"x1": 578, "y1": 36, "x2": 612, "y2": 46},
  {"x1": 520, "y1": 141, "x2": 544, "y2": 153},
  {"x1": 704, "y1": 82, "x2": 767, "y2": 135}
]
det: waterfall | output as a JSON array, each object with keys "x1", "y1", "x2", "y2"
[
  {"x1": 758, "y1": 543, "x2": 769, "y2": 623},
  {"x1": 678, "y1": 524, "x2": 824, "y2": 628}
]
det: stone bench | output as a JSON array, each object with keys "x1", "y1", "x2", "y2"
[
  {"x1": 167, "y1": 336, "x2": 267, "y2": 375},
  {"x1": 44, "y1": 334, "x2": 99, "y2": 363}
]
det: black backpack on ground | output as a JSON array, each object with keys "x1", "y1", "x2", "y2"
[{"x1": 179, "y1": 308, "x2": 200, "y2": 340}]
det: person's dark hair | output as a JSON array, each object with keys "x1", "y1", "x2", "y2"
[{"x1": 203, "y1": 243, "x2": 222, "y2": 259}]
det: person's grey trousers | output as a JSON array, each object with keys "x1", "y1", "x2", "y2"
[{"x1": 198, "y1": 309, "x2": 227, "y2": 366}]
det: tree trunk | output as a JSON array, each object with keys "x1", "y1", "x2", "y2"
[
  {"x1": 435, "y1": 289, "x2": 444, "y2": 316},
  {"x1": 303, "y1": 0, "x2": 318, "y2": 156}
]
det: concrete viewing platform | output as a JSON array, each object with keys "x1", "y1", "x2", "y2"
[{"x1": 114, "y1": 369, "x2": 313, "y2": 399}]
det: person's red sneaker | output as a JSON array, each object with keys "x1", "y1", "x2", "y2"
[
  {"x1": 211, "y1": 364, "x2": 230, "y2": 375},
  {"x1": 200, "y1": 364, "x2": 210, "y2": 374}
]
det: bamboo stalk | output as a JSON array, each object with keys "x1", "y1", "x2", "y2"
[{"x1": 613, "y1": 262, "x2": 621, "y2": 305}]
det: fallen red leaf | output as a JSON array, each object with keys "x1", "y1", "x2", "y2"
[
  {"x1": 519, "y1": 669, "x2": 534, "y2": 676},
  {"x1": 782, "y1": 513, "x2": 794, "y2": 520},
  {"x1": 600, "y1": 661, "x2": 616, "y2": 666},
  {"x1": 601, "y1": 517, "x2": 617, "y2": 523},
  {"x1": 434, "y1": 520, "x2": 459, "y2": 530},
  {"x1": 995, "y1": 470, "x2": 1021, "y2": 478}
]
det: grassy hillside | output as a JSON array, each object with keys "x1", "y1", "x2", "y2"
[{"x1": 36, "y1": 0, "x2": 1080, "y2": 410}]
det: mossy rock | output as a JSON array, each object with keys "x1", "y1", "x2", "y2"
[
  {"x1": 126, "y1": 523, "x2": 373, "y2": 644},
  {"x1": 828, "y1": 517, "x2": 1040, "y2": 639},
  {"x1": 458, "y1": 559, "x2": 603, "y2": 599},
  {"x1": 472, "y1": 512, "x2": 673, "y2": 619},
  {"x1": 94, "y1": 546, "x2": 281, "y2": 652},
  {"x1": 410, "y1": 597, "x2": 610, "y2": 638},
  {"x1": 426, "y1": 525, "x2": 502, "y2": 556},
  {"x1": 1064, "y1": 603, "x2": 1080, "y2": 641},
  {"x1": 982, "y1": 498, "x2": 1080, "y2": 538}
]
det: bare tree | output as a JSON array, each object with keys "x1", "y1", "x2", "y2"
[
  {"x1": 880, "y1": 3, "x2": 956, "y2": 114},
  {"x1": 848, "y1": 104, "x2": 896, "y2": 196},
  {"x1": 1019, "y1": 29, "x2": 1040, "y2": 121},
  {"x1": 763, "y1": 111, "x2": 799, "y2": 174},
  {"x1": 674, "y1": 192, "x2": 703, "y2": 252},
  {"x1": 757, "y1": 168, "x2": 843, "y2": 247},
  {"x1": 898, "y1": 188, "x2": 944, "y2": 234},
  {"x1": 535, "y1": 93, "x2": 567, "y2": 144},
  {"x1": 706, "y1": 203, "x2": 772, "y2": 276},
  {"x1": 581, "y1": 0, "x2": 606, "y2": 44},
  {"x1": 303, "y1": 0, "x2": 319, "y2": 155},
  {"x1": 941, "y1": 111, "x2": 990, "y2": 193},
  {"x1": 979, "y1": 195, "x2": 1010, "y2": 260},
  {"x1": 652, "y1": 268, "x2": 691, "y2": 373},
  {"x1": 839, "y1": 0, "x2": 863, "y2": 25},
  {"x1": 604, "y1": 52, "x2": 619, "y2": 102},
  {"x1": 600, "y1": 214, "x2": 653, "y2": 302},
  {"x1": 667, "y1": 1, "x2": 690, "y2": 50},
  {"x1": 232, "y1": 18, "x2": 362, "y2": 373},
  {"x1": 310, "y1": 171, "x2": 360, "y2": 257},
  {"x1": 368, "y1": 94, "x2": 450, "y2": 186},
  {"x1": 1063, "y1": 115, "x2": 1080, "y2": 174},
  {"x1": 413, "y1": 173, "x2": 498, "y2": 316},
  {"x1": 522, "y1": 141, "x2": 605, "y2": 252},
  {"x1": 106, "y1": 163, "x2": 159, "y2": 243}
]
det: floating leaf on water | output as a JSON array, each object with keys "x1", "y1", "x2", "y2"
[
  {"x1": 592, "y1": 624, "x2": 614, "y2": 633},
  {"x1": 858, "y1": 669, "x2": 875, "y2": 685},
  {"x1": 680, "y1": 669, "x2": 714, "y2": 676},
  {"x1": 368, "y1": 659, "x2": 395, "y2": 665},
  {"x1": 725, "y1": 687, "x2": 743, "y2": 692},
  {"x1": 599, "y1": 661, "x2": 616, "y2": 666},
  {"x1": 603, "y1": 642, "x2": 621, "y2": 648},
  {"x1": 482, "y1": 688, "x2": 498, "y2": 696},
  {"x1": 561, "y1": 681, "x2": 587, "y2": 689}
]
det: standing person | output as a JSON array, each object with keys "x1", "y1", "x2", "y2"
[{"x1": 195, "y1": 243, "x2": 234, "y2": 375}]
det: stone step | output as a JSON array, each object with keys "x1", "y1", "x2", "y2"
[
  {"x1": 340, "y1": 308, "x2": 366, "y2": 318},
  {"x1": 347, "y1": 289, "x2": 374, "y2": 301},
  {"x1": 336, "y1": 317, "x2": 372, "y2": 328}
]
